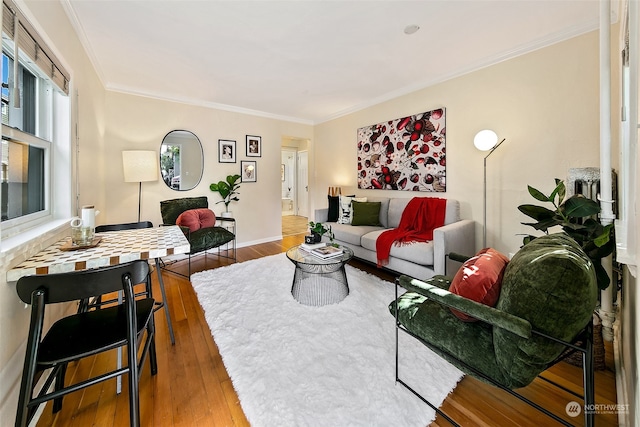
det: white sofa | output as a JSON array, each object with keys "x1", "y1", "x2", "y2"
[{"x1": 315, "y1": 197, "x2": 475, "y2": 279}]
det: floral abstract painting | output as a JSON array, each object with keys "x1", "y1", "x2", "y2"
[{"x1": 357, "y1": 108, "x2": 446, "y2": 192}]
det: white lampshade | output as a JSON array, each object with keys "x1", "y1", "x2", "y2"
[
  {"x1": 122, "y1": 150, "x2": 158, "y2": 183},
  {"x1": 473, "y1": 130, "x2": 499, "y2": 151}
]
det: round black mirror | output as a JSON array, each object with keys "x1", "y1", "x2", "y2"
[{"x1": 160, "y1": 130, "x2": 203, "y2": 191}]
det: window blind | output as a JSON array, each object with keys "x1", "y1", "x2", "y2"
[{"x1": 2, "y1": 0, "x2": 70, "y2": 94}]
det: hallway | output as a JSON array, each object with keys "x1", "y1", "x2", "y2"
[{"x1": 282, "y1": 215, "x2": 308, "y2": 237}]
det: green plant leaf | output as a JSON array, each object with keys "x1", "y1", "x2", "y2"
[
  {"x1": 561, "y1": 195, "x2": 601, "y2": 218},
  {"x1": 594, "y1": 224, "x2": 614, "y2": 247},
  {"x1": 549, "y1": 180, "x2": 566, "y2": 205},
  {"x1": 522, "y1": 218, "x2": 562, "y2": 232},
  {"x1": 527, "y1": 185, "x2": 550, "y2": 202},
  {"x1": 593, "y1": 262, "x2": 611, "y2": 290},
  {"x1": 556, "y1": 181, "x2": 566, "y2": 205},
  {"x1": 227, "y1": 174, "x2": 241, "y2": 186},
  {"x1": 517, "y1": 204, "x2": 555, "y2": 221}
]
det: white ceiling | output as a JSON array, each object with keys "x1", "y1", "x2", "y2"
[{"x1": 61, "y1": 0, "x2": 608, "y2": 124}]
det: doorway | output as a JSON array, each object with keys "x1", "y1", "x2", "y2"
[{"x1": 281, "y1": 138, "x2": 310, "y2": 236}]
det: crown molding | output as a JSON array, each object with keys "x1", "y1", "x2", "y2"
[{"x1": 106, "y1": 83, "x2": 314, "y2": 125}]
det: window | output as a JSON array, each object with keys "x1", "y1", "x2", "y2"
[
  {"x1": 615, "y1": 0, "x2": 638, "y2": 269},
  {"x1": 1, "y1": 0, "x2": 71, "y2": 239},
  {"x1": 1, "y1": 134, "x2": 46, "y2": 221}
]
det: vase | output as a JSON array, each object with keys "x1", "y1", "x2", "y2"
[{"x1": 221, "y1": 211, "x2": 233, "y2": 218}]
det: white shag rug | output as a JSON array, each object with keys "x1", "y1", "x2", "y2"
[{"x1": 191, "y1": 253, "x2": 463, "y2": 427}]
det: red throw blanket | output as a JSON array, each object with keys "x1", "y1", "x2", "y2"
[{"x1": 376, "y1": 197, "x2": 447, "y2": 267}]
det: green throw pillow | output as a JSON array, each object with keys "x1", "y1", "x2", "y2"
[{"x1": 351, "y1": 201, "x2": 382, "y2": 226}]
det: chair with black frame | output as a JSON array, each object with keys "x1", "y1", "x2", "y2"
[
  {"x1": 15, "y1": 260, "x2": 157, "y2": 427},
  {"x1": 91, "y1": 221, "x2": 175, "y2": 345},
  {"x1": 160, "y1": 196, "x2": 236, "y2": 277},
  {"x1": 390, "y1": 233, "x2": 598, "y2": 427}
]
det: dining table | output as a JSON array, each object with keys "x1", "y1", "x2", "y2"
[
  {"x1": 8, "y1": 225, "x2": 191, "y2": 394},
  {"x1": 8, "y1": 225, "x2": 191, "y2": 344}
]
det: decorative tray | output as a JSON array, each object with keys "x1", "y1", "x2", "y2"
[{"x1": 59, "y1": 237, "x2": 102, "y2": 251}]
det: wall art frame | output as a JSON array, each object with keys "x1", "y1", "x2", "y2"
[
  {"x1": 246, "y1": 135, "x2": 262, "y2": 157},
  {"x1": 241, "y1": 160, "x2": 257, "y2": 182},
  {"x1": 218, "y1": 139, "x2": 236, "y2": 163},
  {"x1": 357, "y1": 108, "x2": 446, "y2": 192}
]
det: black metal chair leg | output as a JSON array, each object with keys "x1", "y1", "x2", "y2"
[
  {"x1": 127, "y1": 341, "x2": 140, "y2": 427},
  {"x1": 148, "y1": 319, "x2": 158, "y2": 376},
  {"x1": 154, "y1": 258, "x2": 175, "y2": 345},
  {"x1": 52, "y1": 363, "x2": 67, "y2": 412},
  {"x1": 584, "y1": 322, "x2": 595, "y2": 427}
]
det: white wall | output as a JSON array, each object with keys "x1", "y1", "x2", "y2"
[
  {"x1": 101, "y1": 91, "x2": 313, "y2": 245},
  {"x1": 0, "y1": 0, "x2": 107, "y2": 421},
  {"x1": 313, "y1": 30, "x2": 612, "y2": 256}
]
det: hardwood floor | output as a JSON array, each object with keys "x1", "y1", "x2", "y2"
[
  {"x1": 282, "y1": 214, "x2": 308, "y2": 236},
  {"x1": 35, "y1": 234, "x2": 618, "y2": 427}
]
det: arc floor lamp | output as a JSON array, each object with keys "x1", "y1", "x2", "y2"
[
  {"x1": 122, "y1": 150, "x2": 158, "y2": 222},
  {"x1": 474, "y1": 130, "x2": 506, "y2": 248}
]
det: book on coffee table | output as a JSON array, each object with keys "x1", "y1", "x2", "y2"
[
  {"x1": 300, "y1": 242, "x2": 327, "y2": 251},
  {"x1": 310, "y1": 245, "x2": 343, "y2": 259}
]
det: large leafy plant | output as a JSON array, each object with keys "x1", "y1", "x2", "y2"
[
  {"x1": 209, "y1": 174, "x2": 241, "y2": 212},
  {"x1": 518, "y1": 179, "x2": 614, "y2": 290}
]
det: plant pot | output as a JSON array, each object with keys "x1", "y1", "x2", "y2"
[
  {"x1": 221, "y1": 211, "x2": 233, "y2": 218},
  {"x1": 311, "y1": 232, "x2": 322, "y2": 243}
]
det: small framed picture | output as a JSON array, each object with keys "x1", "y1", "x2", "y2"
[
  {"x1": 219, "y1": 139, "x2": 236, "y2": 163},
  {"x1": 246, "y1": 135, "x2": 262, "y2": 157},
  {"x1": 241, "y1": 160, "x2": 257, "y2": 182}
]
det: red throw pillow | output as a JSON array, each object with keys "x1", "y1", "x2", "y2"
[
  {"x1": 176, "y1": 208, "x2": 216, "y2": 232},
  {"x1": 449, "y1": 248, "x2": 509, "y2": 322}
]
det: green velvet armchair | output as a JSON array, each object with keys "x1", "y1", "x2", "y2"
[
  {"x1": 390, "y1": 233, "x2": 598, "y2": 427},
  {"x1": 160, "y1": 196, "x2": 235, "y2": 276}
]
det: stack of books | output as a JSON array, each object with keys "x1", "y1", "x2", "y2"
[
  {"x1": 300, "y1": 243, "x2": 344, "y2": 259},
  {"x1": 299, "y1": 242, "x2": 327, "y2": 252}
]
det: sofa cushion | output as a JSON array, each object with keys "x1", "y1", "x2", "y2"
[
  {"x1": 337, "y1": 195, "x2": 367, "y2": 224},
  {"x1": 330, "y1": 223, "x2": 384, "y2": 246},
  {"x1": 176, "y1": 208, "x2": 216, "y2": 232},
  {"x1": 188, "y1": 226, "x2": 235, "y2": 254},
  {"x1": 448, "y1": 248, "x2": 509, "y2": 322},
  {"x1": 327, "y1": 195, "x2": 340, "y2": 222},
  {"x1": 388, "y1": 198, "x2": 411, "y2": 228},
  {"x1": 351, "y1": 201, "x2": 382, "y2": 226},
  {"x1": 493, "y1": 233, "x2": 597, "y2": 388},
  {"x1": 387, "y1": 198, "x2": 460, "y2": 228},
  {"x1": 361, "y1": 229, "x2": 434, "y2": 266},
  {"x1": 363, "y1": 197, "x2": 390, "y2": 228}
]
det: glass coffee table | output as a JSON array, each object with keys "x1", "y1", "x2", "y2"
[{"x1": 286, "y1": 244, "x2": 354, "y2": 306}]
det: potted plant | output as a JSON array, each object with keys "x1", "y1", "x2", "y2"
[
  {"x1": 308, "y1": 221, "x2": 335, "y2": 244},
  {"x1": 518, "y1": 178, "x2": 615, "y2": 290},
  {"x1": 210, "y1": 174, "x2": 241, "y2": 218}
]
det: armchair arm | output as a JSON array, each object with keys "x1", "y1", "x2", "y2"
[
  {"x1": 433, "y1": 219, "x2": 475, "y2": 276},
  {"x1": 398, "y1": 275, "x2": 531, "y2": 339},
  {"x1": 447, "y1": 252, "x2": 472, "y2": 264},
  {"x1": 314, "y1": 208, "x2": 329, "y2": 223}
]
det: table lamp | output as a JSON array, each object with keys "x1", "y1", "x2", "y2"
[{"x1": 122, "y1": 150, "x2": 158, "y2": 222}]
